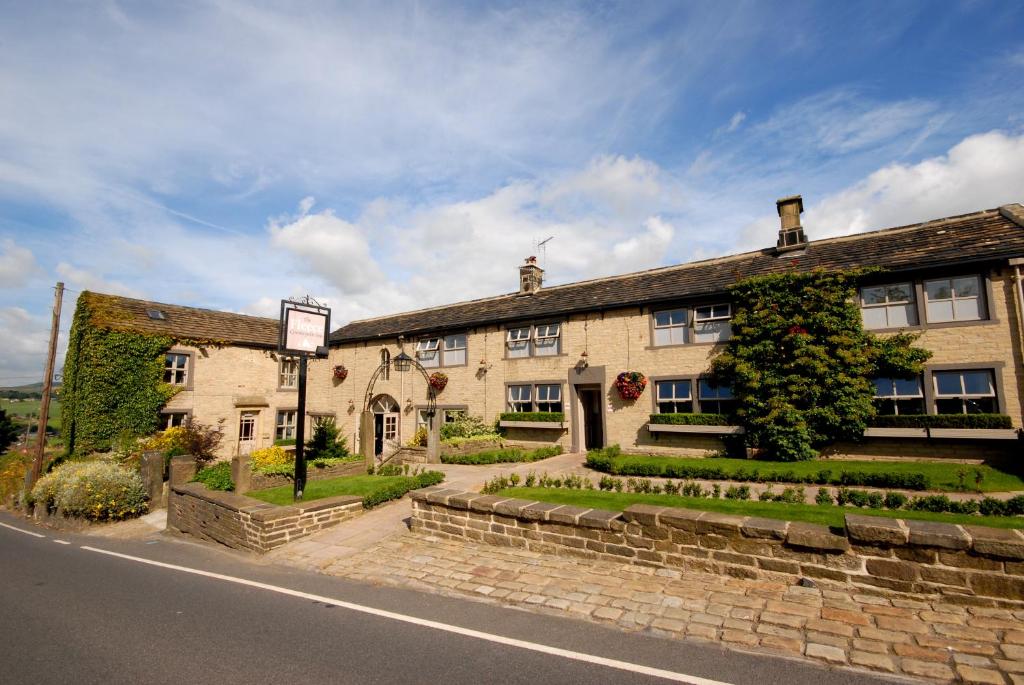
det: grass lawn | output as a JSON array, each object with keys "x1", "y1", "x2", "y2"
[
  {"x1": 1, "y1": 398, "x2": 61, "y2": 431},
  {"x1": 498, "y1": 487, "x2": 1024, "y2": 531},
  {"x1": 590, "y1": 453, "x2": 1024, "y2": 493},
  {"x1": 248, "y1": 474, "x2": 429, "y2": 506}
]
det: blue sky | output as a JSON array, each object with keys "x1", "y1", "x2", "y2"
[{"x1": 1, "y1": 0, "x2": 1023, "y2": 384}]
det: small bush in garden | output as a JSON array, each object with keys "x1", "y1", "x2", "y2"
[
  {"x1": 441, "y1": 433, "x2": 503, "y2": 448},
  {"x1": 192, "y1": 462, "x2": 234, "y2": 491},
  {"x1": 509, "y1": 473, "x2": 521, "y2": 487},
  {"x1": 362, "y1": 471, "x2": 445, "y2": 508},
  {"x1": 612, "y1": 479, "x2": 624, "y2": 493},
  {"x1": 725, "y1": 485, "x2": 751, "y2": 500},
  {"x1": 179, "y1": 418, "x2": 225, "y2": 468},
  {"x1": 30, "y1": 460, "x2": 148, "y2": 521},
  {"x1": 408, "y1": 426, "x2": 428, "y2": 447},
  {"x1": 883, "y1": 492, "x2": 907, "y2": 509},
  {"x1": 306, "y1": 417, "x2": 349, "y2": 460},
  {"x1": 815, "y1": 488, "x2": 833, "y2": 506},
  {"x1": 712, "y1": 484, "x2": 721, "y2": 499},
  {"x1": 440, "y1": 415, "x2": 494, "y2": 441},
  {"x1": 908, "y1": 494, "x2": 954, "y2": 513},
  {"x1": 376, "y1": 463, "x2": 404, "y2": 476},
  {"x1": 251, "y1": 445, "x2": 291, "y2": 473},
  {"x1": 524, "y1": 472, "x2": 537, "y2": 487},
  {"x1": 758, "y1": 486, "x2": 774, "y2": 502}
]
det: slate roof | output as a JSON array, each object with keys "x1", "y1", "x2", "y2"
[
  {"x1": 331, "y1": 204, "x2": 1024, "y2": 344},
  {"x1": 80, "y1": 292, "x2": 279, "y2": 348}
]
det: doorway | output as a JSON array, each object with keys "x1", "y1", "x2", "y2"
[
  {"x1": 576, "y1": 385, "x2": 604, "y2": 450},
  {"x1": 370, "y1": 394, "x2": 400, "y2": 457},
  {"x1": 237, "y1": 411, "x2": 258, "y2": 455}
]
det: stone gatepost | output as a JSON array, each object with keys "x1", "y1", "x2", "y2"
[
  {"x1": 169, "y1": 455, "x2": 197, "y2": 488},
  {"x1": 426, "y1": 412, "x2": 440, "y2": 464},
  {"x1": 231, "y1": 452, "x2": 252, "y2": 494},
  {"x1": 140, "y1": 450, "x2": 166, "y2": 509},
  {"x1": 359, "y1": 410, "x2": 375, "y2": 470}
]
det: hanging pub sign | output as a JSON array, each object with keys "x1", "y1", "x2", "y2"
[{"x1": 278, "y1": 299, "x2": 330, "y2": 357}]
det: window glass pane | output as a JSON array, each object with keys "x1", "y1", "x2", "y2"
[
  {"x1": 953, "y1": 276, "x2": 980, "y2": 298},
  {"x1": 886, "y1": 303, "x2": 916, "y2": 327},
  {"x1": 953, "y1": 298, "x2": 981, "y2": 321},
  {"x1": 886, "y1": 284, "x2": 913, "y2": 302},
  {"x1": 935, "y1": 398, "x2": 962, "y2": 414},
  {"x1": 507, "y1": 341, "x2": 530, "y2": 358},
  {"x1": 653, "y1": 327, "x2": 672, "y2": 346},
  {"x1": 444, "y1": 334, "x2": 467, "y2": 350},
  {"x1": 962, "y1": 370, "x2": 992, "y2": 395},
  {"x1": 654, "y1": 311, "x2": 672, "y2": 327},
  {"x1": 966, "y1": 397, "x2": 996, "y2": 414},
  {"x1": 417, "y1": 350, "x2": 439, "y2": 367},
  {"x1": 925, "y1": 280, "x2": 952, "y2": 301},
  {"x1": 536, "y1": 323, "x2": 560, "y2": 338},
  {"x1": 657, "y1": 382, "x2": 672, "y2": 400},
  {"x1": 872, "y1": 377, "x2": 893, "y2": 396},
  {"x1": 895, "y1": 398, "x2": 926, "y2": 415},
  {"x1": 926, "y1": 301, "x2": 954, "y2": 323},
  {"x1": 534, "y1": 336, "x2": 559, "y2": 355},
  {"x1": 934, "y1": 371, "x2": 962, "y2": 396},
  {"x1": 694, "y1": 320, "x2": 730, "y2": 343},
  {"x1": 861, "y1": 307, "x2": 889, "y2": 330},
  {"x1": 862, "y1": 287, "x2": 886, "y2": 305},
  {"x1": 674, "y1": 381, "x2": 691, "y2": 399},
  {"x1": 699, "y1": 379, "x2": 731, "y2": 399},
  {"x1": 873, "y1": 398, "x2": 897, "y2": 415},
  {"x1": 507, "y1": 327, "x2": 530, "y2": 341},
  {"x1": 893, "y1": 377, "x2": 922, "y2": 397}
]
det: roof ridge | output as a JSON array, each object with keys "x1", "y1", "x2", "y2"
[{"x1": 85, "y1": 291, "x2": 277, "y2": 324}]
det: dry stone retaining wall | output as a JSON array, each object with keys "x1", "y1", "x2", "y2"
[
  {"x1": 168, "y1": 482, "x2": 362, "y2": 553},
  {"x1": 410, "y1": 487, "x2": 1024, "y2": 604}
]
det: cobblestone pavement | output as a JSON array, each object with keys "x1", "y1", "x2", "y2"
[{"x1": 272, "y1": 529, "x2": 1024, "y2": 685}]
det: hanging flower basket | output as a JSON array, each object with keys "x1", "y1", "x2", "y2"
[
  {"x1": 428, "y1": 372, "x2": 448, "y2": 392},
  {"x1": 615, "y1": 371, "x2": 647, "y2": 401},
  {"x1": 333, "y1": 365, "x2": 349, "y2": 380}
]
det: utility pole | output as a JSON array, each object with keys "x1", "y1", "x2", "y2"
[{"x1": 31, "y1": 282, "x2": 63, "y2": 486}]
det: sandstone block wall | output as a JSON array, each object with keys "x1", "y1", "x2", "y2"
[
  {"x1": 410, "y1": 487, "x2": 1024, "y2": 604},
  {"x1": 168, "y1": 483, "x2": 362, "y2": 553}
]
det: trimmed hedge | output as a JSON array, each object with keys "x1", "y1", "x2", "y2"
[
  {"x1": 499, "y1": 412, "x2": 565, "y2": 423},
  {"x1": 441, "y1": 445, "x2": 563, "y2": 465},
  {"x1": 585, "y1": 448, "x2": 929, "y2": 490},
  {"x1": 362, "y1": 471, "x2": 444, "y2": 508},
  {"x1": 869, "y1": 413, "x2": 1014, "y2": 430},
  {"x1": 648, "y1": 413, "x2": 731, "y2": 426}
]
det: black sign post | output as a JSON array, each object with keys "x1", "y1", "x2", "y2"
[{"x1": 278, "y1": 299, "x2": 330, "y2": 502}]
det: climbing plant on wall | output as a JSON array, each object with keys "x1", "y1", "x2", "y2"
[
  {"x1": 711, "y1": 270, "x2": 932, "y2": 461},
  {"x1": 61, "y1": 293, "x2": 179, "y2": 456}
]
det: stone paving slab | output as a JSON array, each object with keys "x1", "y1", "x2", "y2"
[{"x1": 276, "y1": 528, "x2": 1024, "y2": 684}]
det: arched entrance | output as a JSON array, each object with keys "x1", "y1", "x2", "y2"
[{"x1": 370, "y1": 394, "x2": 400, "y2": 457}]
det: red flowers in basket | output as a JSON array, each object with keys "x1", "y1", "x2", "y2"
[
  {"x1": 333, "y1": 365, "x2": 349, "y2": 380},
  {"x1": 428, "y1": 372, "x2": 448, "y2": 392},
  {"x1": 615, "y1": 371, "x2": 647, "y2": 401}
]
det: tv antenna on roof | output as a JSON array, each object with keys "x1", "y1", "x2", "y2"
[{"x1": 536, "y1": 236, "x2": 554, "y2": 267}]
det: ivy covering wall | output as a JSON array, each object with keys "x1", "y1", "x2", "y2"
[
  {"x1": 711, "y1": 270, "x2": 931, "y2": 461},
  {"x1": 61, "y1": 293, "x2": 178, "y2": 456}
]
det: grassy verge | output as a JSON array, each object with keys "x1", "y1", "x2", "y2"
[
  {"x1": 441, "y1": 445, "x2": 563, "y2": 465},
  {"x1": 498, "y1": 487, "x2": 1024, "y2": 530},
  {"x1": 248, "y1": 472, "x2": 443, "y2": 507},
  {"x1": 586, "y1": 451, "x2": 1024, "y2": 493}
]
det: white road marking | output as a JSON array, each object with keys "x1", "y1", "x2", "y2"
[
  {"x1": 81, "y1": 546, "x2": 731, "y2": 685},
  {"x1": 53, "y1": 539, "x2": 71, "y2": 545},
  {"x1": 0, "y1": 521, "x2": 45, "y2": 538}
]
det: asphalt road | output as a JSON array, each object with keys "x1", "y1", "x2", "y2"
[{"x1": 0, "y1": 512, "x2": 907, "y2": 685}]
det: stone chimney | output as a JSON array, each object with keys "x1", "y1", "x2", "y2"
[
  {"x1": 775, "y1": 195, "x2": 807, "y2": 253},
  {"x1": 518, "y1": 256, "x2": 544, "y2": 295}
]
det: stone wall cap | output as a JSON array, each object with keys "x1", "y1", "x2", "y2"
[
  {"x1": 548, "y1": 505, "x2": 591, "y2": 525},
  {"x1": 965, "y1": 525, "x2": 1024, "y2": 560},
  {"x1": 623, "y1": 504, "x2": 668, "y2": 526},
  {"x1": 577, "y1": 508, "x2": 623, "y2": 529},
  {"x1": 410, "y1": 485, "x2": 449, "y2": 502},
  {"x1": 493, "y1": 498, "x2": 537, "y2": 518},
  {"x1": 786, "y1": 522, "x2": 851, "y2": 552},
  {"x1": 520, "y1": 501, "x2": 564, "y2": 521},
  {"x1": 425, "y1": 489, "x2": 464, "y2": 506},
  {"x1": 906, "y1": 520, "x2": 970, "y2": 550},
  {"x1": 660, "y1": 508, "x2": 703, "y2": 531},
  {"x1": 448, "y1": 492, "x2": 487, "y2": 510},
  {"x1": 845, "y1": 514, "x2": 909, "y2": 546},
  {"x1": 741, "y1": 517, "x2": 790, "y2": 540},
  {"x1": 695, "y1": 511, "x2": 746, "y2": 536},
  {"x1": 294, "y1": 495, "x2": 363, "y2": 513},
  {"x1": 467, "y1": 495, "x2": 512, "y2": 514}
]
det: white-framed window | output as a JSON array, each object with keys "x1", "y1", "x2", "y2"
[
  {"x1": 933, "y1": 369, "x2": 997, "y2": 414},
  {"x1": 924, "y1": 276, "x2": 984, "y2": 323},
  {"x1": 535, "y1": 384, "x2": 562, "y2": 413},
  {"x1": 507, "y1": 385, "x2": 532, "y2": 413},
  {"x1": 380, "y1": 349, "x2": 391, "y2": 381},
  {"x1": 652, "y1": 309, "x2": 687, "y2": 346},
  {"x1": 698, "y1": 379, "x2": 734, "y2": 414},
  {"x1": 655, "y1": 380, "x2": 692, "y2": 413},
  {"x1": 442, "y1": 334, "x2": 467, "y2": 366},
  {"x1": 275, "y1": 410, "x2": 297, "y2": 441},
  {"x1": 415, "y1": 337, "x2": 441, "y2": 368},
  {"x1": 872, "y1": 377, "x2": 925, "y2": 415},
  {"x1": 164, "y1": 353, "x2": 189, "y2": 386},
  {"x1": 534, "y1": 323, "x2": 561, "y2": 356},
  {"x1": 162, "y1": 412, "x2": 188, "y2": 429},
  {"x1": 860, "y1": 283, "x2": 918, "y2": 330},
  {"x1": 506, "y1": 327, "x2": 531, "y2": 358},
  {"x1": 279, "y1": 357, "x2": 298, "y2": 389},
  {"x1": 693, "y1": 304, "x2": 732, "y2": 343}
]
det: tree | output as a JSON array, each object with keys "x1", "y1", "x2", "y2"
[
  {"x1": 305, "y1": 417, "x2": 349, "y2": 460},
  {"x1": 0, "y1": 409, "x2": 18, "y2": 454}
]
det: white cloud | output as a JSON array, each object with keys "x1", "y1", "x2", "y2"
[
  {"x1": 0, "y1": 239, "x2": 40, "y2": 287},
  {"x1": 0, "y1": 307, "x2": 53, "y2": 385},
  {"x1": 55, "y1": 263, "x2": 142, "y2": 298}
]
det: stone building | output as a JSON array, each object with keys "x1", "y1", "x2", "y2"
[{"x1": 66, "y1": 198, "x2": 1024, "y2": 460}]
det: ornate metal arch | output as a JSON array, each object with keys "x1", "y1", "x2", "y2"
[{"x1": 362, "y1": 357, "x2": 437, "y2": 418}]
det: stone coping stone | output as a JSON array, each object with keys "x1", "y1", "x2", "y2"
[
  {"x1": 906, "y1": 520, "x2": 970, "y2": 550},
  {"x1": 520, "y1": 501, "x2": 564, "y2": 521},
  {"x1": 548, "y1": 505, "x2": 591, "y2": 525},
  {"x1": 448, "y1": 492, "x2": 487, "y2": 510},
  {"x1": 742, "y1": 517, "x2": 790, "y2": 540},
  {"x1": 786, "y1": 522, "x2": 851, "y2": 552},
  {"x1": 293, "y1": 495, "x2": 363, "y2": 514},
  {"x1": 966, "y1": 525, "x2": 1024, "y2": 559},
  {"x1": 425, "y1": 489, "x2": 465, "y2": 506},
  {"x1": 410, "y1": 485, "x2": 451, "y2": 503},
  {"x1": 578, "y1": 508, "x2": 622, "y2": 529},
  {"x1": 493, "y1": 498, "x2": 539, "y2": 517},
  {"x1": 659, "y1": 508, "x2": 703, "y2": 531},
  {"x1": 695, "y1": 512, "x2": 745, "y2": 536},
  {"x1": 467, "y1": 495, "x2": 512, "y2": 514},
  {"x1": 845, "y1": 514, "x2": 908, "y2": 546},
  {"x1": 622, "y1": 504, "x2": 668, "y2": 526}
]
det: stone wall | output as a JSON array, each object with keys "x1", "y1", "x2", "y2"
[
  {"x1": 168, "y1": 482, "x2": 362, "y2": 553},
  {"x1": 410, "y1": 488, "x2": 1024, "y2": 604}
]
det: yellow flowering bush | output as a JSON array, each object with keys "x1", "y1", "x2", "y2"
[
  {"x1": 30, "y1": 460, "x2": 148, "y2": 521},
  {"x1": 142, "y1": 426, "x2": 187, "y2": 454},
  {"x1": 251, "y1": 445, "x2": 291, "y2": 472}
]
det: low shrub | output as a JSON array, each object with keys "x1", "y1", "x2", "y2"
[
  {"x1": 440, "y1": 415, "x2": 494, "y2": 441},
  {"x1": 251, "y1": 445, "x2": 291, "y2": 473},
  {"x1": 408, "y1": 426, "x2": 428, "y2": 447},
  {"x1": 192, "y1": 462, "x2": 234, "y2": 491},
  {"x1": 815, "y1": 488, "x2": 834, "y2": 506},
  {"x1": 273, "y1": 438, "x2": 296, "y2": 447},
  {"x1": 724, "y1": 484, "x2": 751, "y2": 500},
  {"x1": 648, "y1": 413, "x2": 731, "y2": 426},
  {"x1": 30, "y1": 460, "x2": 148, "y2": 521},
  {"x1": 441, "y1": 433, "x2": 502, "y2": 448},
  {"x1": 362, "y1": 470, "x2": 444, "y2": 508},
  {"x1": 868, "y1": 414, "x2": 1013, "y2": 430},
  {"x1": 497, "y1": 412, "x2": 565, "y2": 423},
  {"x1": 441, "y1": 445, "x2": 563, "y2": 465}
]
